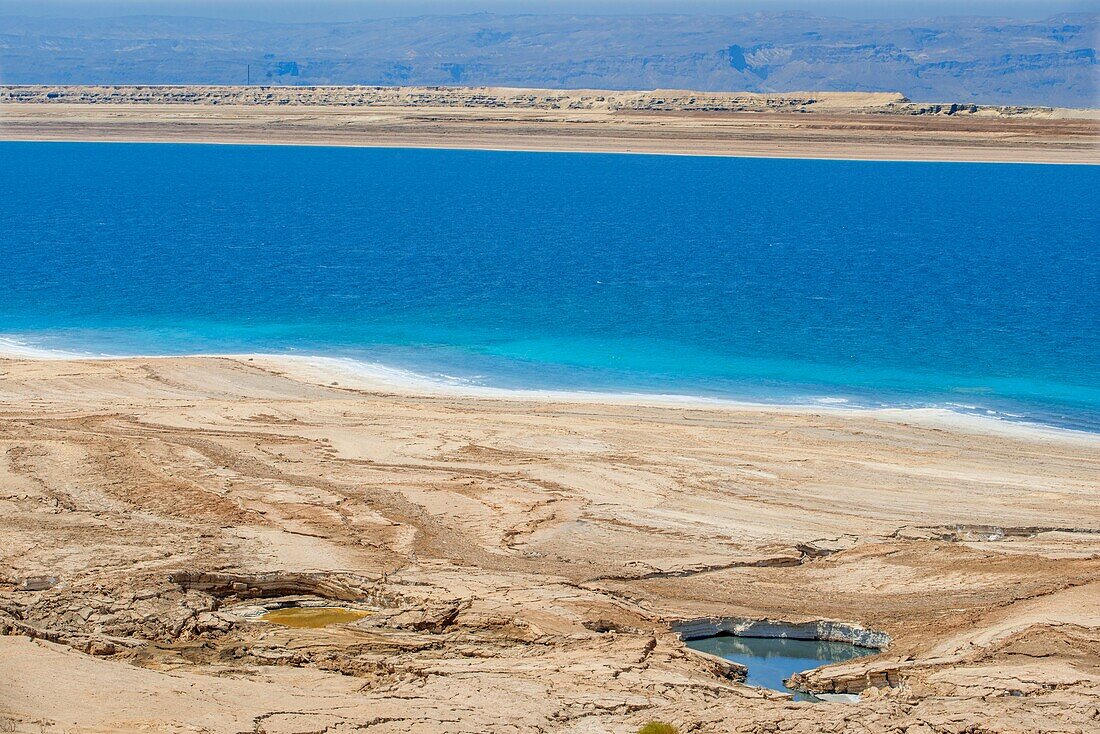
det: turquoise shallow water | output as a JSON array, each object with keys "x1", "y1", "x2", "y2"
[
  {"x1": 685, "y1": 635, "x2": 878, "y2": 701},
  {"x1": 1, "y1": 143, "x2": 1097, "y2": 430}
]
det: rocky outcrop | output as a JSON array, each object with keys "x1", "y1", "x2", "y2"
[
  {"x1": 169, "y1": 570, "x2": 405, "y2": 608},
  {"x1": 893, "y1": 524, "x2": 1100, "y2": 543},
  {"x1": 672, "y1": 617, "x2": 890, "y2": 649}
]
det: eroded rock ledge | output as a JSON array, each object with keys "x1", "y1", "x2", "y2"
[{"x1": 672, "y1": 617, "x2": 891, "y2": 650}]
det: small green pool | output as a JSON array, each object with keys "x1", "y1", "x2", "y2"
[{"x1": 260, "y1": 607, "x2": 370, "y2": 628}]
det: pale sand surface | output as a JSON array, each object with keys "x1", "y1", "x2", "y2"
[
  {"x1": 1, "y1": 353, "x2": 1098, "y2": 733},
  {"x1": 1, "y1": 85, "x2": 1098, "y2": 163}
]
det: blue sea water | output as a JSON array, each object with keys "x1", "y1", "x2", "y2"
[{"x1": 1, "y1": 142, "x2": 1097, "y2": 430}]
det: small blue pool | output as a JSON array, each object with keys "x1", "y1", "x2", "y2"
[{"x1": 685, "y1": 635, "x2": 878, "y2": 701}]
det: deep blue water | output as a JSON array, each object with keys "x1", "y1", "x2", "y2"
[
  {"x1": 2, "y1": 142, "x2": 1098, "y2": 429},
  {"x1": 685, "y1": 635, "x2": 878, "y2": 701}
]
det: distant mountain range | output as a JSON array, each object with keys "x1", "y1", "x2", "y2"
[{"x1": 1, "y1": 12, "x2": 1096, "y2": 107}]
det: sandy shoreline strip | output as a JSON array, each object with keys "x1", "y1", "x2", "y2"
[
  {"x1": 3, "y1": 130, "x2": 1098, "y2": 166},
  {"x1": 2, "y1": 87, "x2": 1097, "y2": 163},
  {"x1": 0, "y1": 336, "x2": 1094, "y2": 445}
]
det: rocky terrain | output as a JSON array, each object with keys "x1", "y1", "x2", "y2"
[
  {"x1": 0, "y1": 12, "x2": 1096, "y2": 107},
  {"x1": 0, "y1": 85, "x2": 1072, "y2": 117},
  {"x1": 1, "y1": 355, "x2": 1098, "y2": 733}
]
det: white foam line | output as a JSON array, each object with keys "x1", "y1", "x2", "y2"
[
  {"x1": 0, "y1": 336, "x2": 109, "y2": 360},
  {"x1": 1, "y1": 338, "x2": 1096, "y2": 445},
  {"x1": 259, "y1": 355, "x2": 1100, "y2": 445}
]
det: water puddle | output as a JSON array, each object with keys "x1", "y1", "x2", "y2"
[
  {"x1": 685, "y1": 635, "x2": 878, "y2": 702},
  {"x1": 259, "y1": 606, "x2": 370, "y2": 628}
]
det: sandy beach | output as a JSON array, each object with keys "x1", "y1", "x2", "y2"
[
  {"x1": 2, "y1": 86, "x2": 1098, "y2": 163},
  {"x1": 1, "y1": 352, "x2": 1098, "y2": 733}
]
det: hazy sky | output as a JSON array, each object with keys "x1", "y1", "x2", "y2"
[{"x1": 1, "y1": 0, "x2": 1095, "y2": 21}]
